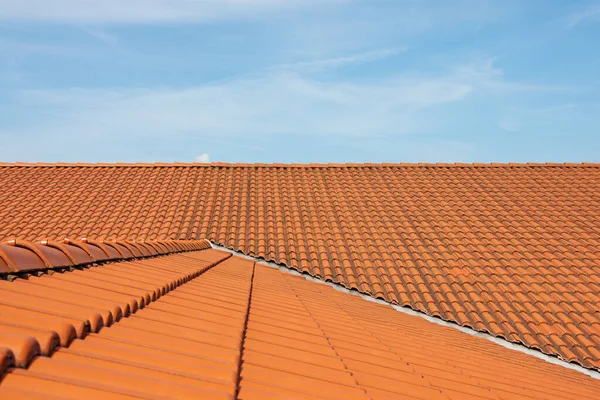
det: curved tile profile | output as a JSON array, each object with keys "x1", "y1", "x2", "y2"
[
  {"x1": 0, "y1": 238, "x2": 211, "y2": 275},
  {"x1": 0, "y1": 239, "x2": 224, "y2": 377},
  {"x1": 1, "y1": 247, "x2": 600, "y2": 399},
  {"x1": 0, "y1": 332, "x2": 40, "y2": 368},
  {"x1": 0, "y1": 347, "x2": 15, "y2": 375},
  {"x1": 0, "y1": 164, "x2": 599, "y2": 370},
  {"x1": 0, "y1": 246, "x2": 242, "y2": 399}
]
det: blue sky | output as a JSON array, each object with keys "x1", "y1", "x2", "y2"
[{"x1": 0, "y1": 0, "x2": 599, "y2": 163}]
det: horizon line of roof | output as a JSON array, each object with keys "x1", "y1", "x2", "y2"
[{"x1": 1, "y1": 161, "x2": 599, "y2": 168}]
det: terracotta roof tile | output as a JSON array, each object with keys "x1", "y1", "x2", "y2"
[
  {"x1": 0, "y1": 163, "x2": 599, "y2": 371},
  {"x1": 1, "y1": 246, "x2": 600, "y2": 398}
]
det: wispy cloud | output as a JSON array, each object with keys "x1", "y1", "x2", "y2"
[
  {"x1": 453, "y1": 58, "x2": 574, "y2": 94},
  {"x1": 80, "y1": 27, "x2": 119, "y2": 45},
  {"x1": 12, "y1": 70, "x2": 472, "y2": 138},
  {"x1": 1, "y1": 1, "x2": 596, "y2": 164},
  {"x1": 497, "y1": 116, "x2": 520, "y2": 132},
  {"x1": 9, "y1": 56, "x2": 560, "y2": 141},
  {"x1": 0, "y1": 0, "x2": 344, "y2": 24},
  {"x1": 271, "y1": 47, "x2": 408, "y2": 73},
  {"x1": 567, "y1": 3, "x2": 600, "y2": 28}
]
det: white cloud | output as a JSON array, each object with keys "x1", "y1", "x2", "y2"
[
  {"x1": 80, "y1": 27, "x2": 119, "y2": 45},
  {"x1": 14, "y1": 71, "x2": 471, "y2": 138},
  {"x1": 497, "y1": 116, "x2": 519, "y2": 132},
  {"x1": 271, "y1": 47, "x2": 408, "y2": 73},
  {"x1": 568, "y1": 3, "x2": 600, "y2": 28},
  {"x1": 8, "y1": 57, "x2": 561, "y2": 141},
  {"x1": 194, "y1": 153, "x2": 210, "y2": 163},
  {"x1": 0, "y1": 0, "x2": 343, "y2": 23},
  {"x1": 453, "y1": 58, "x2": 573, "y2": 94}
]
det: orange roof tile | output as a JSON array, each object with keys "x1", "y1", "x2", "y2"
[
  {"x1": 0, "y1": 246, "x2": 599, "y2": 399},
  {"x1": 0, "y1": 163, "x2": 599, "y2": 372},
  {"x1": 0, "y1": 238, "x2": 211, "y2": 275}
]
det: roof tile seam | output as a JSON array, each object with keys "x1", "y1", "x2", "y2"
[
  {"x1": 234, "y1": 261, "x2": 256, "y2": 400},
  {"x1": 210, "y1": 242, "x2": 600, "y2": 381}
]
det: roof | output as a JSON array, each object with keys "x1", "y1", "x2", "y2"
[
  {"x1": 1, "y1": 162, "x2": 599, "y2": 371},
  {"x1": 1, "y1": 242, "x2": 599, "y2": 399}
]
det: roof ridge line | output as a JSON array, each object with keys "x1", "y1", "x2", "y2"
[
  {"x1": 209, "y1": 242, "x2": 600, "y2": 381},
  {"x1": 0, "y1": 162, "x2": 598, "y2": 168},
  {"x1": 0, "y1": 238, "x2": 212, "y2": 279}
]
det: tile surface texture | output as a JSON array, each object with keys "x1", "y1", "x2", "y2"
[
  {"x1": 1, "y1": 248, "x2": 600, "y2": 399},
  {"x1": 0, "y1": 163, "x2": 599, "y2": 371}
]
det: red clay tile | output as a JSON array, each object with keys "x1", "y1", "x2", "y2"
[
  {"x1": 0, "y1": 346, "x2": 15, "y2": 376},
  {"x1": 0, "y1": 163, "x2": 599, "y2": 375},
  {"x1": 0, "y1": 243, "x2": 599, "y2": 398},
  {"x1": 0, "y1": 323, "x2": 60, "y2": 357},
  {"x1": 0, "y1": 331, "x2": 41, "y2": 368}
]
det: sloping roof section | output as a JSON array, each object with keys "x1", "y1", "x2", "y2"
[
  {"x1": 1, "y1": 244, "x2": 599, "y2": 399},
  {"x1": 0, "y1": 163, "x2": 599, "y2": 370}
]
